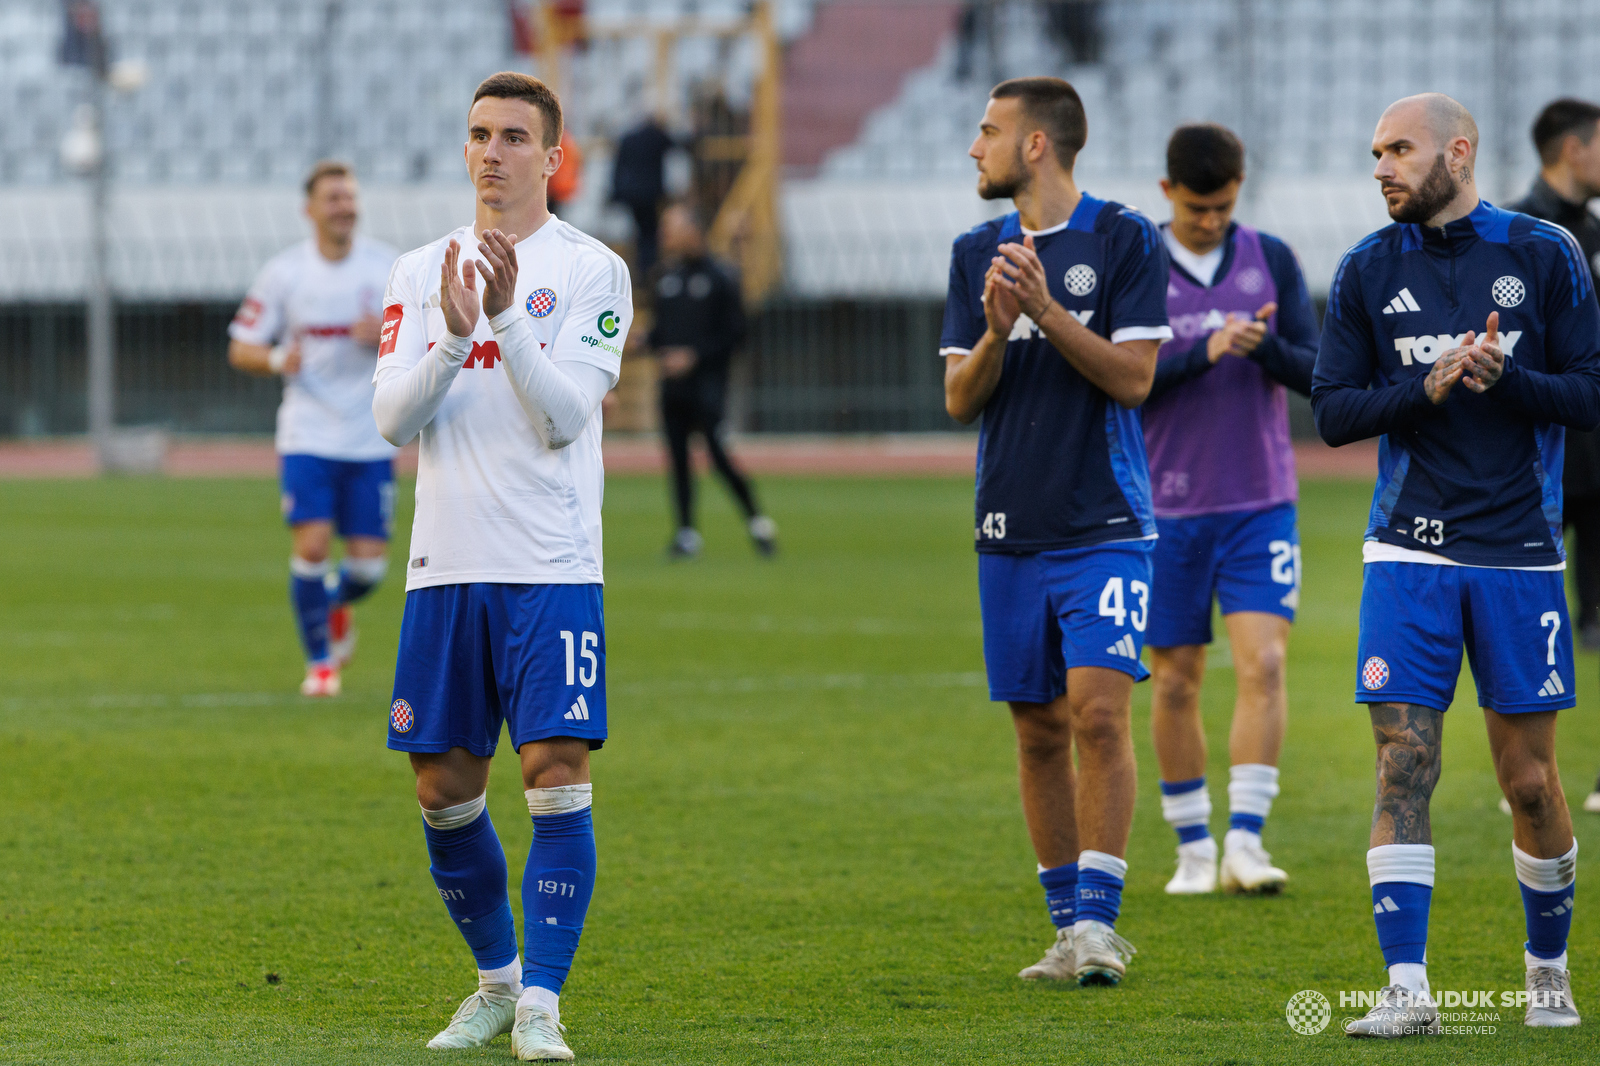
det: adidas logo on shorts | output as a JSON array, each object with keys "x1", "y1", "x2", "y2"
[
  {"x1": 565, "y1": 694, "x2": 591, "y2": 721},
  {"x1": 1538, "y1": 670, "x2": 1566, "y2": 697},
  {"x1": 1105, "y1": 634, "x2": 1137, "y2": 659}
]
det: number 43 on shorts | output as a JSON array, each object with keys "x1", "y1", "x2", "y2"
[{"x1": 1099, "y1": 577, "x2": 1149, "y2": 631}]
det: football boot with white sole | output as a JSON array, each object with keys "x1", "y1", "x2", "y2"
[
  {"x1": 511, "y1": 1003, "x2": 574, "y2": 1061},
  {"x1": 1165, "y1": 839, "x2": 1218, "y2": 895},
  {"x1": 300, "y1": 662, "x2": 341, "y2": 697},
  {"x1": 1220, "y1": 830, "x2": 1287, "y2": 894},
  {"x1": 1344, "y1": 986, "x2": 1439, "y2": 1038},
  {"x1": 1525, "y1": 966, "x2": 1581, "y2": 1027},
  {"x1": 1017, "y1": 926, "x2": 1075, "y2": 980},
  {"x1": 1074, "y1": 921, "x2": 1136, "y2": 986},
  {"x1": 426, "y1": 989, "x2": 517, "y2": 1049}
]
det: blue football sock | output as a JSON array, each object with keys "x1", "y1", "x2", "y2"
[
  {"x1": 1039, "y1": 863, "x2": 1078, "y2": 929},
  {"x1": 1229, "y1": 812, "x2": 1265, "y2": 835},
  {"x1": 424, "y1": 806, "x2": 519, "y2": 972},
  {"x1": 1515, "y1": 840, "x2": 1578, "y2": 962},
  {"x1": 1160, "y1": 777, "x2": 1211, "y2": 844},
  {"x1": 1227, "y1": 763, "x2": 1278, "y2": 837},
  {"x1": 523, "y1": 806, "x2": 597, "y2": 995},
  {"x1": 332, "y1": 556, "x2": 387, "y2": 606},
  {"x1": 289, "y1": 557, "x2": 330, "y2": 663},
  {"x1": 1372, "y1": 881, "x2": 1431, "y2": 964},
  {"x1": 1075, "y1": 851, "x2": 1126, "y2": 928}
]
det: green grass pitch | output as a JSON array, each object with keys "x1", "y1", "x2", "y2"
[{"x1": 2, "y1": 472, "x2": 1599, "y2": 1064}]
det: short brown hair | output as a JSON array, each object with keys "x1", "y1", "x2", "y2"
[
  {"x1": 1167, "y1": 123, "x2": 1245, "y2": 194},
  {"x1": 304, "y1": 160, "x2": 352, "y2": 197},
  {"x1": 991, "y1": 77, "x2": 1087, "y2": 171},
  {"x1": 472, "y1": 71, "x2": 563, "y2": 149},
  {"x1": 1533, "y1": 98, "x2": 1600, "y2": 166}
]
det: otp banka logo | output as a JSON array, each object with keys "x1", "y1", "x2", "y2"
[{"x1": 1394, "y1": 330, "x2": 1520, "y2": 366}]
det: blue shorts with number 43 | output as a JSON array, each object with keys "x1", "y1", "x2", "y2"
[
  {"x1": 978, "y1": 542, "x2": 1154, "y2": 704},
  {"x1": 1356, "y1": 561, "x2": 1574, "y2": 714},
  {"x1": 387, "y1": 582, "x2": 607, "y2": 755}
]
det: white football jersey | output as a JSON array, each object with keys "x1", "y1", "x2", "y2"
[
  {"x1": 376, "y1": 218, "x2": 631, "y2": 590},
  {"x1": 229, "y1": 237, "x2": 399, "y2": 461}
]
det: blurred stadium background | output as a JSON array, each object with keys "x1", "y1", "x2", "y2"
[{"x1": 5, "y1": 0, "x2": 1600, "y2": 453}]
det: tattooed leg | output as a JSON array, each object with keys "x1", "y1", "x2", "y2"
[{"x1": 1369, "y1": 703, "x2": 1445, "y2": 847}]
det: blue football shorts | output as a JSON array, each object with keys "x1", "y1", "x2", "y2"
[
  {"x1": 1356, "y1": 561, "x2": 1574, "y2": 714},
  {"x1": 279, "y1": 454, "x2": 395, "y2": 539},
  {"x1": 387, "y1": 582, "x2": 607, "y2": 755},
  {"x1": 978, "y1": 542, "x2": 1154, "y2": 704},
  {"x1": 1147, "y1": 503, "x2": 1300, "y2": 647}
]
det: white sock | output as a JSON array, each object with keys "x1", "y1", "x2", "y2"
[
  {"x1": 518, "y1": 984, "x2": 560, "y2": 1023},
  {"x1": 479, "y1": 956, "x2": 522, "y2": 995},
  {"x1": 1527, "y1": 949, "x2": 1568, "y2": 972},
  {"x1": 1388, "y1": 962, "x2": 1429, "y2": 994},
  {"x1": 1228, "y1": 763, "x2": 1279, "y2": 822},
  {"x1": 1178, "y1": 836, "x2": 1217, "y2": 860}
]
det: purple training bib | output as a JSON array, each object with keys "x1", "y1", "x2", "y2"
[{"x1": 1143, "y1": 225, "x2": 1298, "y2": 517}]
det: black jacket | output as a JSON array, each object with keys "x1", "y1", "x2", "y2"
[
  {"x1": 610, "y1": 120, "x2": 675, "y2": 205},
  {"x1": 648, "y1": 255, "x2": 746, "y2": 396},
  {"x1": 1508, "y1": 177, "x2": 1600, "y2": 498}
]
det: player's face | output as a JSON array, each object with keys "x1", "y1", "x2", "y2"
[
  {"x1": 1371, "y1": 110, "x2": 1458, "y2": 224},
  {"x1": 970, "y1": 97, "x2": 1029, "y2": 201},
  {"x1": 465, "y1": 97, "x2": 560, "y2": 211},
  {"x1": 1162, "y1": 179, "x2": 1239, "y2": 254},
  {"x1": 305, "y1": 175, "x2": 359, "y2": 242}
]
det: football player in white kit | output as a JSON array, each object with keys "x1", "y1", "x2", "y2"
[
  {"x1": 229, "y1": 161, "x2": 398, "y2": 697},
  {"x1": 371, "y1": 72, "x2": 629, "y2": 1061}
]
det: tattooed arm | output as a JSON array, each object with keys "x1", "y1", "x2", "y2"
[{"x1": 1369, "y1": 702, "x2": 1444, "y2": 847}]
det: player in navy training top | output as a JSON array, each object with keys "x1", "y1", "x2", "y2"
[
  {"x1": 941, "y1": 77, "x2": 1172, "y2": 987},
  {"x1": 1313, "y1": 94, "x2": 1600, "y2": 1036}
]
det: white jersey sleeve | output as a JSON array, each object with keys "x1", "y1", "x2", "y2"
[
  {"x1": 228, "y1": 255, "x2": 290, "y2": 346},
  {"x1": 373, "y1": 251, "x2": 471, "y2": 446}
]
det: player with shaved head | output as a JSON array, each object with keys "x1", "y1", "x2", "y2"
[{"x1": 1314, "y1": 92, "x2": 1600, "y2": 1036}]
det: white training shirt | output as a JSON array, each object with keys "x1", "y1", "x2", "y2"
[
  {"x1": 229, "y1": 237, "x2": 399, "y2": 461},
  {"x1": 375, "y1": 218, "x2": 631, "y2": 590}
]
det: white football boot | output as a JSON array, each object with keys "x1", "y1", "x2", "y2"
[
  {"x1": 1344, "y1": 986, "x2": 1439, "y2": 1037},
  {"x1": 1526, "y1": 965, "x2": 1582, "y2": 1027},
  {"x1": 299, "y1": 662, "x2": 341, "y2": 697},
  {"x1": 1582, "y1": 788, "x2": 1600, "y2": 814},
  {"x1": 1073, "y1": 921, "x2": 1137, "y2": 986},
  {"x1": 1165, "y1": 838, "x2": 1218, "y2": 894},
  {"x1": 1017, "y1": 926, "x2": 1075, "y2": 980},
  {"x1": 426, "y1": 989, "x2": 518, "y2": 1049},
  {"x1": 511, "y1": 1003, "x2": 574, "y2": 1061},
  {"x1": 748, "y1": 515, "x2": 778, "y2": 557},
  {"x1": 1220, "y1": 829, "x2": 1287, "y2": 894}
]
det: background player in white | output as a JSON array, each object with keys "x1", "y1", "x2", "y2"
[
  {"x1": 372, "y1": 72, "x2": 629, "y2": 1061},
  {"x1": 228, "y1": 161, "x2": 398, "y2": 697}
]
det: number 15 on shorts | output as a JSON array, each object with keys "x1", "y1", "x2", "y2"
[{"x1": 560, "y1": 630, "x2": 600, "y2": 687}]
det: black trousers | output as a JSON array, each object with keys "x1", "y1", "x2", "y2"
[
  {"x1": 661, "y1": 384, "x2": 757, "y2": 530},
  {"x1": 1566, "y1": 492, "x2": 1600, "y2": 627}
]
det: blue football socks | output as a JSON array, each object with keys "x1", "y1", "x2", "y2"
[
  {"x1": 1160, "y1": 776, "x2": 1211, "y2": 844},
  {"x1": 1515, "y1": 840, "x2": 1578, "y2": 964},
  {"x1": 1228, "y1": 764, "x2": 1279, "y2": 837},
  {"x1": 1075, "y1": 850, "x2": 1127, "y2": 929},
  {"x1": 523, "y1": 793, "x2": 597, "y2": 995},
  {"x1": 288, "y1": 556, "x2": 331, "y2": 663},
  {"x1": 1039, "y1": 862, "x2": 1078, "y2": 929},
  {"x1": 1368, "y1": 844, "x2": 1434, "y2": 988},
  {"x1": 423, "y1": 800, "x2": 519, "y2": 974}
]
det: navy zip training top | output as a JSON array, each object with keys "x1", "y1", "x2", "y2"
[{"x1": 1312, "y1": 199, "x2": 1600, "y2": 567}]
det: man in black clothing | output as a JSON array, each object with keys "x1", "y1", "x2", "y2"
[
  {"x1": 645, "y1": 203, "x2": 776, "y2": 559},
  {"x1": 610, "y1": 115, "x2": 675, "y2": 279},
  {"x1": 1509, "y1": 96, "x2": 1600, "y2": 813}
]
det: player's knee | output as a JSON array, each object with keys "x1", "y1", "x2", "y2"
[
  {"x1": 1237, "y1": 640, "x2": 1287, "y2": 689},
  {"x1": 1375, "y1": 739, "x2": 1438, "y2": 795},
  {"x1": 1503, "y1": 763, "x2": 1560, "y2": 817},
  {"x1": 1070, "y1": 696, "x2": 1130, "y2": 749},
  {"x1": 1010, "y1": 702, "x2": 1071, "y2": 753},
  {"x1": 1151, "y1": 666, "x2": 1201, "y2": 710}
]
